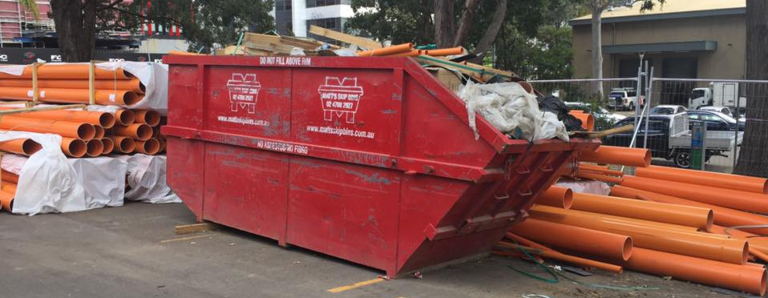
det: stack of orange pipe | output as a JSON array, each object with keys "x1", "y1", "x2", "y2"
[
  {"x1": 497, "y1": 175, "x2": 767, "y2": 294},
  {"x1": 0, "y1": 64, "x2": 143, "y2": 106},
  {"x1": 111, "y1": 109, "x2": 163, "y2": 155}
]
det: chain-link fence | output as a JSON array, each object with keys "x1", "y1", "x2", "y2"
[
  {"x1": 639, "y1": 78, "x2": 768, "y2": 173},
  {"x1": 530, "y1": 76, "x2": 768, "y2": 174}
]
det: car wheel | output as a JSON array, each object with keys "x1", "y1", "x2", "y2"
[
  {"x1": 628, "y1": 102, "x2": 635, "y2": 111},
  {"x1": 674, "y1": 152, "x2": 692, "y2": 168}
]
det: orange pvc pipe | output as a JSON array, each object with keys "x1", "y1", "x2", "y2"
[
  {"x1": 0, "y1": 108, "x2": 117, "y2": 129},
  {"x1": 621, "y1": 175, "x2": 768, "y2": 214},
  {"x1": 496, "y1": 241, "x2": 623, "y2": 273},
  {"x1": 612, "y1": 185, "x2": 768, "y2": 235},
  {"x1": 357, "y1": 43, "x2": 413, "y2": 56},
  {"x1": 389, "y1": 50, "x2": 422, "y2": 57},
  {"x1": 133, "y1": 109, "x2": 160, "y2": 126},
  {"x1": 510, "y1": 218, "x2": 633, "y2": 261},
  {"x1": 425, "y1": 47, "x2": 464, "y2": 56},
  {"x1": 93, "y1": 125, "x2": 105, "y2": 139},
  {"x1": 0, "y1": 87, "x2": 140, "y2": 105},
  {"x1": 529, "y1": 205, "x2": 748, "y2": 264},
  {"x1": 86, "y1": 139, "x2": 103, "y2": 157},
  {"x1": 0, "y1": 189, "x2": 13, "y2": 211},
  {"x1": 2, "y1": 181, "x2": 16, "y2": 195},
  {"x1": 574, "y1": 171, "x2": 623, "y2": 184},
  {"x1": 0, "y1": 138, "x2": 41, "y2": 156},
  {"x1": 710, "y1": 225, "x2": 768, "y2": 255},
  {"x1": 537, "y1": 186, "x2": 573, "y2": 209},
  {"x1": 114, "y1": 123, "x2": 152, "y2": 141},
  {"x1": 579, "y1": 145, "x2": 651, "y2": 167},
  {"x1": 621, "y1": 248, "x2": 766, "y2": 296},
  {"x1": 113, "y1": 136, "x2": 136, "y2": 153},
  {"x1": 571, "y1": 192, "x2": 713, "y2": 231},
  {"x1": 115, "y1": 109, "x2": 135, "y2": 126},
  {"x1": 0, "y1": 78, "x2": 145, "y2": 94},
  {"x1": 2, "y1": 170, "x2": 18, "y2": 183},
  {"x1": 636, "y1": 165, "x2": 768, "y2": 194},
  {"x1": 135, "y1": 138, "x2": 161, "y2": 155},
  {"x1": 569, "y1": 111, "x2": 595, "y2": 131},
  {"x1": 578, "y1": 164, "x2": 624, "y2": 176},
  {"x1": 101, "y1": 138, "x2": 114, "y2": 155},
  {"x1": 750, "y1": 247, "x2": 768, "y2": 263},
  {"x1": 0, "y1": 116, "x2": 96, "y2": 140},
  {"x1": 0, "y1": 64, "x2": 133, "y2": 80},
  {"x1": 157, "y1": 137, "x2": 166, "y2": 153},
  {"x1": 61, "y1": 137, "x2": 87, "y2": 158}
]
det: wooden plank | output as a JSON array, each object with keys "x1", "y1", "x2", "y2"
[
  {"x1": 175, "y1": 223, "x2": 216, "y2": 235},
  {"x1": 309, "y1": 25, "x2": 382, "y2": 50}
]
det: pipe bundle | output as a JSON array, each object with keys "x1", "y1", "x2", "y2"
[
  {"x1": 0, "y1": 64, "x2": 143, "y2": 106},
  {"x1": 499, "y1": 144, "x2": 768, "y2": 295},
  {"x1": 356, "y1": 43, "x2": 465, "y2": 57}
]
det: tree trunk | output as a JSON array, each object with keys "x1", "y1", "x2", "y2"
[
  {"x1": 433, "y1": 0, "x2": 455, "y2": 48},
  {"x1": 421, "y1": 0, "x2": 433, "y2": 41},
  {"x1": 470, "y1": 0, "x2": 507, "y2": 63},
  {"x1": 734, "y1": 0, "x2": 768, "y2": 177},
  {"x1": 590, "y1": 7, "x2": 604, "y2": 97},
  {"x1": 452, "y1": 0, "x2": 479, "y2": 47},
  {"x1": 50, "y1": 0, "x2": 96, "y2": 62}
]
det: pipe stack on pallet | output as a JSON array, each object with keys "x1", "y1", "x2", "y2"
[{"x1": 496, "y1": 145, "x2": 768, "y2": 296}]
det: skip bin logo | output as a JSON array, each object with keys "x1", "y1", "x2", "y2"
[
  {"x1": 318, "y1": 77, "x2": 364, "y2": 123},
  {"x1": 0, "y1": 54, "x2": 7, "y2": 62},
  {"x1": 226, "y1": 73, "x2": 261, "y2": 114}
]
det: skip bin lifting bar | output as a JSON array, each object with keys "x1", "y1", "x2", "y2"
[{"x1": 162, "y1": 55, "x2": 595, "y2": 277}]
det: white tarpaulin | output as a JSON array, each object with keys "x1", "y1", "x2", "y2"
[
  {"x1": 556, "y1": 179, "x2": 611, "y2": 196},
  {"x1": 118, "y1": 154, "x2": 179, "y2": 204},
  {"x1": 4, "y1": 152, "x2": 178, "y2": 215},
  {"x1": 459, "y1": 81, "x2": 569, "y2": 142},
  {"x1": 0, "y1": 132, "x2": 86, "y2": 215}
]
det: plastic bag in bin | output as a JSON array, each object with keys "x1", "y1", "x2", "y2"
[
  {"x1": 227, "y1": 74, "x2": 261, "y2": 114},
  {"x1": 318, "y1": 77, "x2": 364, "y2": 123}
]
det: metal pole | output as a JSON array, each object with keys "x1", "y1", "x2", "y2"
[
  {"x1": 733, "y1": 90, "x2": 742, "y2": 170},
  {"x1": 644, "y1": 67, "x2": 654, "y2": 149},
  {"x1": 634, "y1": 65, "x2": 643, "y2": 129}
]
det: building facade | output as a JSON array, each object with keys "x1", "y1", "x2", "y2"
[
  {"x1": 273, "y1": 0, "x2": 354, "y2": 39},
  {"x1": 571, "y1": 0, "x2": 746, "y2": 80}
]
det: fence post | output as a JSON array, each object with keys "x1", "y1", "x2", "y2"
[{"x1": 644, "y1": 67, "x2": 654, "y2": 149}]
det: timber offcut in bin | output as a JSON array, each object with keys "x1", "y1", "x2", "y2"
[{"x1": 162, "y1": 55, "x2": 596, "y2": 277}]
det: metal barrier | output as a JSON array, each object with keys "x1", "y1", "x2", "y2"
[
  {"x1": 641, "y1": 78, "x2": 768, "y2": 173},
  {"x1": 530, "y1": 69, "x2": 768, "y2": 175}
]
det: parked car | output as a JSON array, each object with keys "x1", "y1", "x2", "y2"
[
  {"x1": 565, "y1": 102, "x2": 626, "y2": 125},
  {"x1": 699, "y1": 106, "x2": 733, "y2": 118},
  {"x1": 603, "y1": 115, "x2": 732, "y2": 168},
  {"x1": 607, "y1": 88, "x2": 643, "y2": 111},
  {"x1": 687, "y1": 110, "x2": 744, "y2": 131},
  {"x1": 651, "y1": 105, "x2": 688, "y2": 115}
]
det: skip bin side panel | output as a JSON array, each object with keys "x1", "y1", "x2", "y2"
[
  {"x1": 202, "y1": 143, "x2": 289, "y2": 241},
  {"x1": 286, "y1": 157, "x2": 401, "y2": 272},
  {"x1": 401, "y1": 75, "x2": 496, "y2": 171},
  {"x1": 168, "y1": 65, "x2": 204, "y2": 130},
  {"x1": 290, "y1": 69, "x2": 400, "y2": 156},
  {"x1": 166, "y1": 138, "x2": 205, "y2": 221},
  {"x1": 202, "y1": 66, "x2": 292, "y2": 139}
]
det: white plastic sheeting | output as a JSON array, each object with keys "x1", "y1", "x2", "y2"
[
  {"x1": 459, "y1": 81, "x2": 569, "y2": 142},
  {"x1": 556, "y1": 179, "x2": 611, "y2": 196},
  {"x1": 118, "y1": 154, "x2": 180, "y2": 204},
  {"x1": 3, "y1": 148, "x2": 178, "y2": 215},
  {"x1": 0, "y1": 132, "x2": 86, "y2": 215}
]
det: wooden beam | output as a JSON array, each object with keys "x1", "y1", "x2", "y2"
[
  {"x1": 309, "y1": 25, "x2": 382, "y2": 50},
  {"x1": 175, "y1": 223, "x2": 216, "y2": 235}
]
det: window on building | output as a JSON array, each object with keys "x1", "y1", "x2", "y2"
[
  {"x1": 307, "y1": 0, "x2": 342, "y2": 8},
  {"x1": 276, "y1": 0, "x2": 285, "y2": 11},
  {"x1": 308, "y1": 18, "x2": 340, "y2": 30},
  {"x1": 285, "y1": 1, "x2": 292, "y2": 10}
]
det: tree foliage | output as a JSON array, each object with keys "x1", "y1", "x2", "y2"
[{"x1": 347, "y1": 0, "x2": 577, "y2": 80}]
